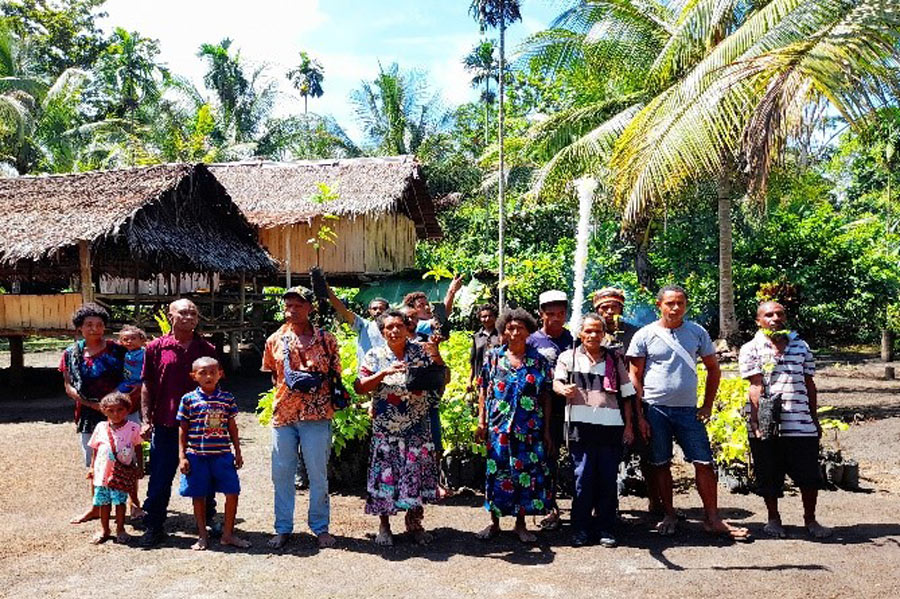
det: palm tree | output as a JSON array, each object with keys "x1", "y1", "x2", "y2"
[
  {"x1": 94, "y1": 28, "x2": 166, "y2": 165},
  {"x1": 286, "y1": 51, "x2": 324, "y2": 115},
  {"x1": 470, "y1": 0, "x2": 522, "y2": 309},
  {"x1": 350, "y1": 62, "x2": 446, "y2": 156},
  {"x1": 197, "y1": 39, "x2": 278, "y2": 149},
  {"x1": 463, "y1": 39, "x2": 498, "y2": 146},
  {"x1": 524, "y1": 0, "x2": 900, "y2": 345}
]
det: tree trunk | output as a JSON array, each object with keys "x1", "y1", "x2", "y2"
[
  {"x1": 634, "y1": 225, "x2": 653, "y2": 289},
  {"x1": 718, "y1": 178, "x2": 740, "y2": 347},
  {"x1": 497, "y1": 13, "x2": 507, "y2": 309},
  {"x1": 882, "y1": 329, "x2": 895, "y2": 362}
]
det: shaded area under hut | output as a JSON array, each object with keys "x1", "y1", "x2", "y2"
[
  {"x1": 0, "y1": 163, "x2": 276, "y2": 383},
  {"x1": 209, "y1": 155, "x2": 442, "y2": 286}
]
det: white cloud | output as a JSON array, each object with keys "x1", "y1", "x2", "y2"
[{"x1": 100, "y1": 0, "x2": 328, "y2": 90}]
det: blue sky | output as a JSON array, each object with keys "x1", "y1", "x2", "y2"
[{"x1": 100, "y1": 0, "x2": 562, "y2": 144}]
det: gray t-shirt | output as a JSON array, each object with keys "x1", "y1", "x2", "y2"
[{"x1": 626, "y1": 321, "x2": 715, "y2": 407}]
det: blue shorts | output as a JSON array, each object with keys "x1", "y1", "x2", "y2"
[
  {"x1": 645, "y1": 404, "x2": 714, "y2": 466},
  {"x1": 179, "y1": 453, "x2": 241, "y2": 497},
  {"x1": 94, "y1": 485, "x2": 129, "y2": 506}
]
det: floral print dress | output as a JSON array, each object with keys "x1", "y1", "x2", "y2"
[
  {"x1": 480, "y1": 345, "x2": 552, "y2": 517},
  {"x1": 359, "y1": 341, "x2": 439, "y2": 515}
]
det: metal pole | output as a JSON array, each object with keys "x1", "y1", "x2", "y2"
[{"x1": 497, "y1": 8, "x2": 506, "y2": 309}]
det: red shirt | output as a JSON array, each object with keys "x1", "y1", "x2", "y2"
[{"x1": 142, "y1": 333, "x2": 217, "y2": 427}]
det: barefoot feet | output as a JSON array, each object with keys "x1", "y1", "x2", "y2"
[
  {"x1": 71, "y1": 506, "x2": 100, "y2": 524},
  {"x1": 221, "y1": 535, "x2": 251, "y2": 548},
  {"x1": 806, "y1": 520, "x2": 832, "y2": 539},
  {"x1": 267, "y1": 533, "x2": 289, "y2": 549},
  {"x1": 704, "y1": 518, "x2": 750, "y2": 541},
  {"x1": 763, "y1": 519, "x2": 787, "y2": 538},
  {"x1": 513, "y1": 521, "x2": 537, "y2": 544},
  {"x1": 476, "y1": 523, "x2": 500, "y2": 540}
]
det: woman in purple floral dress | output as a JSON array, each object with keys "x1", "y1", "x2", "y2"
[
  {"x1": 476, "y1": 308, "x2": 553, "y2": 543},
  {"x1": 355, "y1": 310, "x2": 445, "y2": 546}
]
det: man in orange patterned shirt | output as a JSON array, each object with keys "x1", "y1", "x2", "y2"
[{"x1": 262, "y1": 287, "x2": 341, "y2": 549}]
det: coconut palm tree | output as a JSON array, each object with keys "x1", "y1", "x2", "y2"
[
  {"x1": 350, "y1": 62, "x2": 447, "y2": 156},
  {"x1": 470, "y1": 0, "x2": 522, "y2": 308},
  {"x1": 286, "y1": 51, "x2": 324, "y2": 115},
  {"x1": 463, "y1": 39, "x2": 498, "y2": 146},
  {"x1": 524, "y1": 0, "x2": 900, "y2": 345}
]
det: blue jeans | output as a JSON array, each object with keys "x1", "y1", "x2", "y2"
[
  {"x1": 143, "y1": 425, "x2": 215, "y2": 533},
  {"x1": 272, "y1": 420, "x2": 332, "y2": 535},
  {"x1": 570, "y1": 439, "x2": 623, "y2": 535},
  {"x1": 645, "y1": 404, "x2": 714, "y2": 466}
]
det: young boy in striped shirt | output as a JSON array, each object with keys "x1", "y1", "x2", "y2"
[{"x1": 177, "y1": 357, "x2": 250, "y2": 550}]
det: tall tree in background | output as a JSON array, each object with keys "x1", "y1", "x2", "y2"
[
  {"x1": 470, "y1": 0, "x2": 522, "y2": 308},
  {"x1": 198, "y1": 38, "x2": 277, "y2": 147},
  {"x1": 523, "y1": 0, "x2": 900, "y2": 345},
  {"x1": 351, "y1": 62, "x2": 447, "y2": 156},
  {"x1": 463, "y1": 39, "x2": 498, "y2": 147},
  {"x1": 1, "y1": 0, "x2": 107, "y2": 78},
  {"x1": 94, "y1": 28, "x2": 165, "y2": 164},
  {"x1": 287, "y1": 51, "x2": 324, "y2": 115}
]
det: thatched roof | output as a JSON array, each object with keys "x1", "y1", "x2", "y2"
[
  {"x1": 0, "y1": 163, "x2": 275, "y2": 280},
  {"x1": 209, "y1": 155, "x2": 442, "y2": 239}
]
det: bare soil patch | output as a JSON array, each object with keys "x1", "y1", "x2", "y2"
[{"x1": 0, "y1": 357, "x2": 898, "y2": 598}]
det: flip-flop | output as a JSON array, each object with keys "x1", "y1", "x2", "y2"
[
  {"x1": 476, "y1": 525, "x2": 500, "y2": 540},
  {"x1": 375, "y1": 530, "x2": 394, "y2": 547},
  {"x1": 704, "y1": 522, "x2": 751, "y2": 542}
]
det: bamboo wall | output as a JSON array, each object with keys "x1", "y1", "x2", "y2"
[
  {"x1": 0, "y1": 293, "x2": 81, "y2": 332},
  {"x1": 259, "y1": 213, "x2": 418, "y2": 276},
  {"x1": 99, "y1": 273, "x2": 220, "y2": 295}
]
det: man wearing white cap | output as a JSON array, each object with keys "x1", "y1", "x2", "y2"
[{"x1": 527, "y1": 290, "x2": 574, "y2": 530}]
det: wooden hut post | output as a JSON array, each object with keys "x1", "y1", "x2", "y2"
[
  {"x1": 7, "y1": 335, "x2": 25, "y2": 387},
  {"x1": 78, "y1": 240, "x2": 94, "y2": 303},
  {"x1": 230, "y1": 273, "x2": 245, "y2": 370},
  {"x1": 284, "y1": 226, "x2": 292, "y2": 288}
]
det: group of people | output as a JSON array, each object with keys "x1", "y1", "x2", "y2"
[{"x1": 60, "y1": 275, "x2": 831, "y2": 551}]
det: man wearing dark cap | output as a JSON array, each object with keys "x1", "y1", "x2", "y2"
[
  {"x1": 593, "y1": 287, "x2": 640, "y2": 354},
  {"x1": 262, "y1": 286, "x2": 340, "y2": 549}
]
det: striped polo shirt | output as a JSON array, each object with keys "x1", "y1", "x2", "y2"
[
  {"x1": 738, "y1": 331, "x2": 817, "y2": 437},
  {"x1": 176, "y1": 387, "x2": 238, "y2": 454}
]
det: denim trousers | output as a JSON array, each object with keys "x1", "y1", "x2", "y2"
[
  {"x1": 143, "y1": 425, "x2": 215, "y2": 533},
  {"x1": 570, "y1": 440, "x2": 623, "y2": 535},
  {"x1": 272, "y1": 419, "x2": 332, "y2": 535}
]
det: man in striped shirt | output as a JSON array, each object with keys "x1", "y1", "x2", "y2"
[{"x1": 739, "y1": 301, "x2": 830, "y2": 539}]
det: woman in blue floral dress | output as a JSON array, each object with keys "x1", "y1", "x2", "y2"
[
  {"x1": 355, "y1": 310, "x2": 445, "y2": 546},
  {"x1": 476, "y1": 308, "x2": 553, "y2": 543}
]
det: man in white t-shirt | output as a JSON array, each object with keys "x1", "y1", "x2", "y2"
[
  {"x1": 627, "y1": 285, "x2": 748, "y2": 540},
  {"x1": 739, "y1": 301, "x2": 830, "y2": 539}
]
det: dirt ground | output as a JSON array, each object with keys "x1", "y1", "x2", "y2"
[{"x1": 1, "y1": 351, "x2": 899, "y2": 599}]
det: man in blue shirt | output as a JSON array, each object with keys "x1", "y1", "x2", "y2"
[
  {"x1": 627, "y1": 285, "x2": 748, "y2": 540},
  {"x1": 323, "y1": 282, "x2": 389, "y2": 366}
]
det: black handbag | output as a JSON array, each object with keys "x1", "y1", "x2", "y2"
[
  {"x1": 282, "y1": 336, "x2": 323, "y2": 392},
  {"x1": 757, "y1": 391, "x2": 782, "y2": 440},
  {"x1": 406, "y1": 364, "x2": 447, "y2": 392},
  {"x1": 330, "y1": 370, "x2": 350, "y2": 409}
]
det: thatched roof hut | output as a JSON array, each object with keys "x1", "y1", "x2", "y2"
[
  {"x1": 209, "y1": 156, "x2": 441, "y2": 280},
  {"x1": 209, "y1": 155, "x2": 441, "y2": 238},
  {"x1": 0, "y1": 163, "x2": 275, "y2": 282}
]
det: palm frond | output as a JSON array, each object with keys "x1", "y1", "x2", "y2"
[{"x1": 532, "y1": 102, "x2": 644, "y2": 199}]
